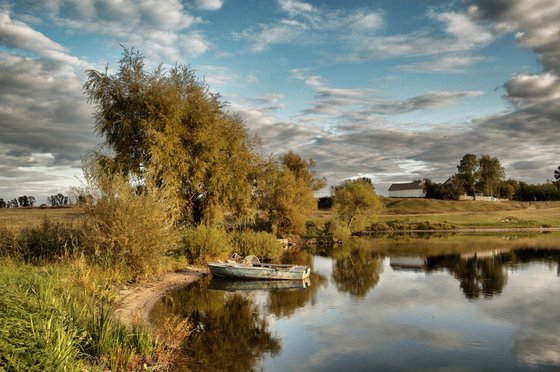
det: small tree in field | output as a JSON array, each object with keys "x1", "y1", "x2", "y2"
[
  {"x1": 259, "y1": 152, "x2": 325, "y2": 236},
  {"x1": 331, "y1": 178, "x2": 381, "y2": 232}
]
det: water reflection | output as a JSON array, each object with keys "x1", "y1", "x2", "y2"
[
  {"x1": 151, "y1": 235, "x2": 560, "y2": 371},
  {"x1": 151, "y1": 279, "x2": 281, "y2": 371},
  {"x1": 331, "y1": 246, "x2": 383, "y2": 297}
]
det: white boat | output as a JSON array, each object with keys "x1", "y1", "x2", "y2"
[{"x1": 207, "y1": 261, "x2": 311, "y2": 280}]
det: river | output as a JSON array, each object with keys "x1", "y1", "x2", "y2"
[{"x1": 150, "y1": 232, "x2": 560, "y2": 371}]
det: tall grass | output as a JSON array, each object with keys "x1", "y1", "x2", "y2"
[
  {"x1": 0, "y1": 219, "x2": 82, "y2": 262},
  {"x1": 0, "y1": 258, "x2": 164, "y2": 371}
]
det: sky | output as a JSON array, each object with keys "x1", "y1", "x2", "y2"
[{"x1": 1, "y1": 0, "x2": 560, "y2": 202}]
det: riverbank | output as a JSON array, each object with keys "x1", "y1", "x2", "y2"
[{"x1": 114, "y1": 267, "x2": 206, "y2": 326}]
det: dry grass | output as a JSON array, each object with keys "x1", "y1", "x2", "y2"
[{"x1": 0, "y1": 207, "x2": 83, "y2": 228}]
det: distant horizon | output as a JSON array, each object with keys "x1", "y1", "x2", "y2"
[{"x1": 2, "y1": 0, "x2": 559, "y2": 204}]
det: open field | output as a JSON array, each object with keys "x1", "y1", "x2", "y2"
[
  {"x1": 0, "y1": 207, "x2": 83, "y2": 228},
  {"x1": 4, "y1": 199, "x2": 560, "y2": 230},
  {"x1": 312, "y1": 198, "x2": 560, "y2": 229}
]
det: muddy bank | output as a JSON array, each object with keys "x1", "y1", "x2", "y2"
[{"x1": 113, "y1": 268, "x2": 207, "y2": 326}]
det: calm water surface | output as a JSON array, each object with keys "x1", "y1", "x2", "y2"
[{"x1": 151, "y1": 233, "x2": 560, "y2": 371}]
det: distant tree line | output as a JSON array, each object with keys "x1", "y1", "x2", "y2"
[
  {"x1": 424, "y1": 154, "x2": 560, "y2": 201},
  {"x1": 0, "y1": 193, "x2": 70, "y2": 208},
  {"x1": 0, "y1": 195, "x2": 36, "y2": 208}
]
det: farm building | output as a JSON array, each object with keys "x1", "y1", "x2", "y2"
[{"x1": 388, "y1": 180, "x2": 426, "y2": 198}]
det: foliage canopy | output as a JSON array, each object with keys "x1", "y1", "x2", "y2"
[
  {"x1": 331, "y1": 178, "x2": 381, "y2": 231},
  {"x1": 84, "y1": 48, "x2": 261, "y2": 225}
]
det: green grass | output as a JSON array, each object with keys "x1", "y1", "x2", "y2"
[
  {"x1": 312, "y1": 198, "x2": 560, "y2": 230},
  {"x1": 0, "y1": 258, "x2": 161, "y2": 371}
]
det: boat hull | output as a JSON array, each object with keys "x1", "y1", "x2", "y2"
[
  {"x1": 208, "y1": 278, "x2": 311, "y2": 291},
  {"x1": 208, "y1": 263, "x2": 311, "y2": 280}
]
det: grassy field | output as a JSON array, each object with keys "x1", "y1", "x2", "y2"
[
  {"x1": 3, "y1": 198, "x2": 560, "y2": 230},
  {"x1": 0, "y1": 207, "x2": 83, "y2": 228},
  {"x1": 312, "y1": 198, "x2": 560, "y2": 229}
]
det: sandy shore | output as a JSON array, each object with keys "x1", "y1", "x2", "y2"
[{"x1": 113, "y1": 268, "x2": 207, "y2": 326}]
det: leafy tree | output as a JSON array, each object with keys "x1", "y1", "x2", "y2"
[
  {"x1": 497, "y1": 179, "x2": 519, "y2": 200},
  {"x1": 424, "y1": 179, "x2": 459, "y2": 200},
  {"x1": 478, "y1": 154, "x2": 505, "y2": 196},
  {"x1": 8, "y1": 198, "x2": 18, "y2": 208},
  {"x1": 16, "y1": 195, "x2": 35, "y2": 207},
  {"x1": 47, "y1": 193, "x2": 67, "y2": 207},
  {"x1": 84, "y1": 48, "x2": 261, "y2": 225},
  {"x1": 455, "y1": 153, "x2": 478, "y2": 196},
  {"x1": 331, "y1": 178, "x2": 381, "y2": 231},
  {"x1": 280, "y1": 151, "x2": 326, "y2": 192},
  {"x1": 259, "y1": 153, "x2": 324, "y2": 236},
  {"x1": 515, "y1": 181, "x2": 560, "y2": 201},
  {"x1": 554, "y1": 166, "x2": 560, "y2": 188},
  {"x1": 0, "y1": 198, "x2": 5, "y2": 208}
]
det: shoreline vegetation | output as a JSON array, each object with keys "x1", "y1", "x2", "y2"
[{"x1": 2, "y1": 198, "x2": 560, "y2": 369}]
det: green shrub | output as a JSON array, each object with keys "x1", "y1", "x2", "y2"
[
  {"x1": 181, "y1": 225, "x2": 232, "y2": 263},
  {"x1": 231, "y1": 230, "x2": 283, "y2": 260},
  {"x1": 368, "y1": 222, "x2": 390, "y2": 231},
  {"x1": 324, "y1": 219, "x2": 352, "y2": 241},
  {"x1": 304, "y1": 220, "x2": 325, "y2": 239},
  {"x1": 378, "y1": 219, "x2": 456, "y2": 231}
]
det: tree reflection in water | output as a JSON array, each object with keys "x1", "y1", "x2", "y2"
[
  {"x1": 331, "y1": 239, "x2": 383, "y2": 297},
  {"x1": 151, "y1": 279, "x2": 280, "y2": 371},
  {"x1": 455, "y1": 258, "x2": 507, "y2": 299},
  {"x1": 424, "y1": 248, "x2": 560, "y2": 299},
  {"x1": 267, "y1": 249, "x2": 328, "y2": 317},
  {"x1": 180, "y1": 294, "x2": 280, "y2": 371}
]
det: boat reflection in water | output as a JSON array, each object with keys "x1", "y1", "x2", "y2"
[
  {"x1": 208, "y1": 277, "x2": 311, "y2": 292},
  {"x1": 152, "y1": 234, "x2": 560, "y2": 371}
]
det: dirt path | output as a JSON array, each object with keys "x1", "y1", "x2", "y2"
[{"x1": 113, "y1": 268, "x2": 207, "y2": 326}]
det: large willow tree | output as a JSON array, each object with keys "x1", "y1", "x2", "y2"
[{"x1": 84, "y1": 48, "x2": 261, "y2": 225}]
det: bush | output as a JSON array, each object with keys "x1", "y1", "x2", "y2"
[
  {"x1": 80, "y1": 174, "x2": 179, "y2": 279},
  {"x1": 324, "y1": 219, "x2": 352, "y2": 241},
  {"x1": 181, "y1": 225, "x2": 232, "y2": 264},
  {"x1": 231, "y1": 230, "x2": 283, "y2": 261},
  {"x1": 304, "y1": 220, "x2": 325, "y2": 239}
]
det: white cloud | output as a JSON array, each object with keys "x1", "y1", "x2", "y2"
[
  {"x1": 179, "y1": 31, "x2": 212, "y2": 57},
  {"x1": 13, "y1": 0, "x2": 208, "y2": 63},
  {"x1": 277, "y1": 0, "x2": 317, "y2": 17},
  {"x1": 0, "y1": 52, "x2": 98, "y2": 201},
  {"x1": 0, "y1": 11, "x2": 80, "y2": 65},
  {"x1": 235, "y1": 4, "x2": 383, "y2": 54},
  {"x1": 433, "y1": 11, "x2": 494, "y2": 48},
  {"x1": 234, "y1": 19, "x2": 308, "y2": 53},
  {"x1": 192, "y1": 0, "x2": 223, "y2": 11},
  {"x1": 396, "y1": 55, "x2": 486, "y2": 73},
  {"x1": 505, "y1": 72, "x2": 560, "y2": 102}
]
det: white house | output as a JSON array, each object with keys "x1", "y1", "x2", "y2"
[{"x1": 388, "y1": 180, "x2": 426, "y2": 198}]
